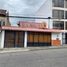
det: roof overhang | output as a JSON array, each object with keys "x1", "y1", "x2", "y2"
[{"x1": 0, "y1": 26, "x2": 64, "y2": 33}]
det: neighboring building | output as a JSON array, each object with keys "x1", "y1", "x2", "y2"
[
  {"x1": 0, "y1": 21, "x2": 63, "y2": 48},
  {"x1": 0, "y1": 9, "x2": 11, "y2": 26},
  {"x1": 35, "y1": 0, "x2": 67, "y2": 45}
]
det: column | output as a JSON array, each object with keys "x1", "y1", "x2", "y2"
[
  {"x1": 48, "y1": 17, "x2": 51, "y2": 29},
  {"x1": 24, "y1": 31, "x2": 27, "y2": 48},
  {"x1": 1, "y1": 31, "x2": 5, "y2": 48}
]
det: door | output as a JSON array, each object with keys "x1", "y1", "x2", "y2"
[
  {"x1": 27, "y1": 32, "x2": 51, "y2": 47},
  {"x1": 4, "y1": 30, "x2": 24, "y2": 48}
]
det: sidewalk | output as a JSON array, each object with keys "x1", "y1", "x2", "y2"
[
  {"x1": 0, "y1": 48, "x2": 30, "y2": 53},
  {"x1": 0, "y1": 46, "x2": 67, "y2": 53},
  {"x1": 28, "y1": 45, "x2": 67, "y2": 51}
]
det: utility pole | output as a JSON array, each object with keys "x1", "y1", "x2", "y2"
[{"x1": 48, "y1": 17, "x2": 51, "y2": 29}]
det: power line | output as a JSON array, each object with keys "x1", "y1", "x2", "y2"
[{"x1": 0, "y1": 15, "x2": 53, "y2": 19}]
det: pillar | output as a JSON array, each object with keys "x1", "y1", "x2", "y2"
[
  {"x1": 1, "y1": 31, "x2": 5, "y2": 48},
  {"x1": 24, "y1": 31, "x2": 27, "y2": 48}
]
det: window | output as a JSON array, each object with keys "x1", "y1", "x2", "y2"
[
  {"x1": 52, "y1": 0, "x2": 64, "y2": 7},
  {"x1": 53, "y1": 10, "x2": 64, "y2": 19},
  {"x1": 53, "y1": 21, "x2": 64, "y2": 30},
  {"x1": 2, "y1": 21, "x2": 5, "y2": 26},
  {"x1": 65, "y1": 0, "x2": 67, "y2": 8},
  {"x1": 0, "y1": 21, "x2": 5, "y2": 26},
  {"x1": 0, "y1": 21, "x2": 1, "y2": 27},
  {"x1": 65, "y1": 11, "x2": 67, "y2": 19},
  {"x1": 65, "y1": 22, "x2": 67, "y2": 30}
]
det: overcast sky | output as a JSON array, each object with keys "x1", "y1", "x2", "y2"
[{"x1": 0, "y1": 0, "x2": 45, "y2": 25}]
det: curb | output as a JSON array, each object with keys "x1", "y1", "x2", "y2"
[
  {"x1": 0, "y1": 49, "x2": 30, "y2": 54},
  {"x1": 0, "y1": 46, "x2": 67, "y2": 53},
  {"x1": 28, "y1": 46, "x2": 67, "y2": 51}
]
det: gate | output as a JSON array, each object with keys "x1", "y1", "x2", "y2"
[
  {"x1": 27, "y1": 32, "x2": 51, "y2": 47},
  {"x1": 4, "y1": 30, "x2": 24, "y2": 48}
]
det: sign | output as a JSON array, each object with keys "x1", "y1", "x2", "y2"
[{"x1": 18, "y1": 21, "x2": 47, "y2": 29}]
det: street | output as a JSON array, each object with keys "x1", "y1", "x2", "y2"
[{"x1": 0, "y1": 49, "x2": 67, "y2": 67}]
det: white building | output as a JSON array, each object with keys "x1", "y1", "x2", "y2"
[{"x1": 35, "y1": 0, "x2": 67, "y2": 45}]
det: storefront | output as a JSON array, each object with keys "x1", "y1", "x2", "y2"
[{"x1": 0, "y1": 21, "x2": 63, "y2": 48}]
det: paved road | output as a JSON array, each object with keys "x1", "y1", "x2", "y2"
[{"x1": 0, "y1": 49, "x2": 67, "y2": 67}]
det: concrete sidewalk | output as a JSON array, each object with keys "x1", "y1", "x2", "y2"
[
  {"x1": 0, "y1": 46, "x2": 67, "y2": 53},
  {"x1": 28, "y1": 45, "x2": 67, "y2": 51},
  {"x1": 0, "y1": 48, "x2": 30, "y2": 53}
]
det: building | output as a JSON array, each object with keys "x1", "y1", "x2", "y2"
[
  {"x1": 0, "y1": 9, "x2": 11, "y2": 26},
  {"x1": 35, "y1": 0, "x2": 67, "y2": 45},
  {"x1": 0, "y1": 21, "x2": 63, "y2": 48}
]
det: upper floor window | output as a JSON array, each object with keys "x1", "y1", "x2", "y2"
[
  {"x1": 65, "y1": 11, "x2": 67, "y2": 19},
  {"x1": 0, "y1": 20, "x2": 5, "y2": 27},
  {"x1": 53, "y1": 21, "x2": 64, "y2": 30},
  {"x1": 65, "y1": 0, "x2": 67, "y2": 8},
  {"x1": 53, "y1": 10, "x2": 64, "y2": 19},
  {"x1": 52, "y1": 0, "x2": 64, "y2": 7}
]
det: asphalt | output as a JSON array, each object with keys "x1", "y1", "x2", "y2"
[
  {"x1": 0, "y1": 45, "x2": 67, "y2": 53},
  {"x1": 1, "y1": 48, "x2": 67, "y2": 67}
]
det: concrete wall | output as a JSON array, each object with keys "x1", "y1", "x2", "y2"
[{"x1": 35, "y1": 0, "x2": 53, "y2": 28}]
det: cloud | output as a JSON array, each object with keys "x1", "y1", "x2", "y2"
[
  {"x1": 0, "y1": 0, "x2": 6, "y2": 8},
  {"x1": 4, "y1": 0, "x2": 45, "y2": 15},
  {"x1": 4, "y1": 0, "x2": 28, "y2": 15},
  {"x1": 0, "y1": 0, "x2": 45, "y2": 25}
]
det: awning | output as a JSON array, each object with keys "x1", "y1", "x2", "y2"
[{"x1": 0, "y1": 26, "x2": 64, "y2": 33}]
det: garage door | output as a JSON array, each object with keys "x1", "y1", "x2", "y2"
[
  {"x1": 27, "y1": 32, "x2": 51, "y2": 47},
  {"x1": 4, "y1": 31, "x2": 24, "y2": 48}
]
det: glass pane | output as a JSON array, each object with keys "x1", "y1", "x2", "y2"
[
  {"x1": 65, "y1": 11, "x2": 67, "y2": 19},
  {"x1": 53, "y1": 10, "x2": 59, "y2": 19},
  {"x1": 65, "y1": 22, "x2": 67, "y2": 30},
  {"x1": 52, "y1": 0, "x2": 64, "y2": 7},
  {"x1": 52, "y1": 0, "x2": 58, "y2": 7},
  {"x1": 59, "y1": 0, "x2": 64, "y2": 7},
  {"x1": 65, "y1": 0, "x2": 67, "y2": 8},
  {"x1": 53, "y1": 21, "x2": 64, "y2": 30},
  {"x1": 53, "y1": 10, "x2": 64, "y2": 19}
]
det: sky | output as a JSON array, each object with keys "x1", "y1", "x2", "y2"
[{"x1": 0, "y1": 0, "x2": 45, "y2": 25}]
